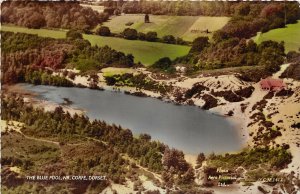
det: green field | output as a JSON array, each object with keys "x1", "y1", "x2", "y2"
[
  {"x1": 80, "y1": 4, "x2": 104, "y2": 13},
  {"x1": 254, "y1": 21, "x2": 300, "y2": 52},
  {"x1": 2, "y1": 25, "x2": 190, "y2": 65},
  {"x1": 103, "y1": 15, "x2": 230, "y2": 41}
]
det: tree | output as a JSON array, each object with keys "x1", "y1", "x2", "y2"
[
  {"x1": 178, "y1": 167, "x2": 195, "y2": 184},
  {"x1": 196, "y1": 153, "x2": 205, "y2": 166},
  {"x1": 152, "y1": 57, "x2": 173, "y2": 71},
  {"x1": 139, "y1": 134, "x2": 151, "y2": 141},
  {"x1": 176, "y1": 37, "x2": 186, "y2": 45},
  {"x1": 25, "y1": 12, "x2": 46, "y2": 29},
  {"x1": 66, "y1": 30, "x2": 83, "y2": 40},
  {"x1": 145, "y1": 31, "x2": 157, "y2": 42},
  {"x1": 162, "y1": 35, "x2": 176, "y2": 44},
  {"x1": 105, "y1": 76, "x2": 117, "y2": 86},
  {"x1": 190, "y1": 37, "x2": 210, "y2": 53},
  {"x1": 212, "y1": 30, "x2": 229, "y2": 42},
  {"x1": 68, "y1": 72, "x2": 76, "y2": 80},
  {"x1": 162, "y1": 148, "x2": 189, "y2": 173},
  {"x1": 144, "y1": 14, "x2": 150, "y2": 23},
  {"x1": 259, "y1": 47, "x2": 284, "y2": 73},
  {"x1": 246, "y1": 39, "x2": 257, "y2": 52},
  {"x1": 2, "y1": 1, "x2": 108, "y2": 30},
  {"x1": 114, "y1": 9, "x2": 121, "y2": 16},
  {"x1": 138, "y1": 32, "x2": 146, "y2": 40},
  {"x1": 235, "y1": 3, "x2": 250, "y2": 16},
  {"x1": 122, "y1": 28, "x2": 138, "y2": 40},
  {"x1": 96, "y1": 26, "x2": 111, "y2": 36}
]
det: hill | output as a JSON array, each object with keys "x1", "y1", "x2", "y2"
[
  {"x1": 103, "y1": 15, "x2": 230, "y2": 41},
  {"x1": 254, "y1": 21, "x2": 300, "y2": 53},
  {"x1": 1, "y1": 25, "x2": 190, "y2": 66}
]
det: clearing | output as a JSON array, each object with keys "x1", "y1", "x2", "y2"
[{"x1": 101, "y1": 67, "x2": 136, "y2": 77}]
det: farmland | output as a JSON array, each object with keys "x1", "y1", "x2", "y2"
[
  {"x1": 103, "y1": 15, "x2": 230, "y2": 41},
  {"x1": 1, "y1": 25, "x2": 190, "y2": 65},
  {"x1": 254, "y1": 21, "x2": 300, "y2": 53},
  {"x1": 80, "y1": 4, "x2": 104, "y2": 13}
]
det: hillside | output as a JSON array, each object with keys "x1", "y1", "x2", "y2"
[
  {"x1": 254, "y1": 21, "x2": 300, "y2": 53},
  {"x1": 1, "y1": 25, "x2": 190, "y2": 66},
  {"x1": 103, "y1": 15, "x2": 230, "y2": 41}
]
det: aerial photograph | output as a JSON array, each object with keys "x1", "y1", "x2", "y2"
[{"x1": 1, "y1": 0, "x2": 300, "y2": 193}]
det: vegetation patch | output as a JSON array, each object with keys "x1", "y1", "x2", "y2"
[
  {"x1": 202, "y1": 94, "x2": 218, "y2": 110},
  {"x1": 211, "y1": 90, "x2": 243, "y2": 102},
  {"x1": 2, "y1": 25, "x2": 191, "y2": 66},
  {"x1": 185, "y1": 83, "x2": 208, "y2": 99},
  {"x1": 103, "y1": 15, "x2": 229, "y2": 41},
  {"x1": 207, "y1": 147, "x2": 292, "y2": 170},
  {"x1": 104, "y1": 73, "x2": 172, "y2": 94},
  {"x1": 1, "y1": 1, "x2": 108, "y2": 30},
  {"x1": 254, "y1": 21, "x2": 300, "y2": 53},
  {"x1": 280, "y1": 63, "x2": 300, "y2": 80}
]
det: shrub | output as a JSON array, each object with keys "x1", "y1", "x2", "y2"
[
  {"x1": 190, "y1": 37, "x2": 210, "y2": 53},
  {"x1": 96, "y1": 26, "x2": 111, "y2": 36},
  {"x1": 138, "y1": 32, "x2": 146, "y2": 40},
  {"x1": 66, "y1": 30, "x2": 83, "y2": 40},
  {"x1": 145, "y1": 31, "x2": 157, "y2": 42},
  {"x1": 122, "y1": 28, "x2": 138, "y2": 40},
  {"x1": 162, "y1": 35, "x2": 176, "y2": 44},
  {"x1": 152, "y1": 57, "x2": 174, "y2": 72}
]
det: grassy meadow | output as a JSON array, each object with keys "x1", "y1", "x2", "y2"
[
  {"x1": 1, "y1": 25, "x2": 67, "y2": 39},
  {"x1": 80, "y1": 4, "x2": 104, "y2": 13},
  {"x1": 254, "y1": 21, "x2": 300, "y2": 52},
  {"x1": 2, "y1": 25, "x2": 190, "y2": 65},
  {"x1": 103, "y1": 15, "x2": 230, "y2": 41}
]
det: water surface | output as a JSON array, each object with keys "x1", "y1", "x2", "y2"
[{"x1": 20, "y1": 84, "x2": 243, "y2": 154}]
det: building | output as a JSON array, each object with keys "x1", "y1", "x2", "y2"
[{"x1": 260, "y1": 78, "x2": 286, "y2": 91}]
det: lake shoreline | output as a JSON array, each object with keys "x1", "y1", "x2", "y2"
[
  {"x1": 4, "y1": 82, "x2": 246, "y2": 155},
  {"x1": 3, "y1": 63, "x2": 299, "y2": 176}
]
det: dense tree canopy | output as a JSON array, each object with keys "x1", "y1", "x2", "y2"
[
  {"x1": 1, "y1": 32, "x2": 135, "y2": 84},
  {"x1": 96, "y1": 26, "x2": 111, "y2": 36},
  {"x1": 66, "y1": 30, "x2": 83, "y2": 40},
  {"x1": 152, "y1": 57, "x2": 174, "y2": 72},
  {"x1": 190, "y1": 37, "x2": 210, "y2": 54},
  {"x1": 214, "y1": 2, "x2": 300, "y2": 39},
  {"x1": 122, "y1": 28, "x2": 138, "y2": 40},
  {"x1": 176, "y1": 37, "x2": 286, "y2": 74},
  {"x1": 1, "y1": 1, "x2": 109, "y2": 30}
]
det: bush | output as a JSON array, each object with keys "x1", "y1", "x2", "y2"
[
  {"x1": 162, "y1": 35, "x2": 176, "y2": 44},
  {"x1": 152, "y1": 57, "x2": 174, "y2": 72},
  {"x1": 96, "y1": 26, "x2": 111, "y2": 36},
  {"x1": 138, "y1": 32, "x2": 146, "y2": 40},
  {"x1": 122, "y1": 28, "x2": 138, "y2": 40},
  {"x1": 105, "y1": 76, "x2": 117, "y2": 86},
  {"x1": 190, "y1": 37, "x2": 210, "y2": 53},
  {"x1": 25, "y1": 12, "x2": 46, "y2": 29},
  {"x1": 145, "y1": 31, "x2": 157, "y2": 42},
  {"x1": 66, "y1": 30, "x2": 83, "y2": 40},
  {"x1": 2, "y1": 1, "x2": 107, "y2": 30}
]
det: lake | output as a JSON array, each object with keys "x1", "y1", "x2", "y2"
[{"x1": 20, "y1": 84, "x2": 243, "y2": 154}]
